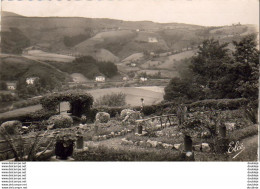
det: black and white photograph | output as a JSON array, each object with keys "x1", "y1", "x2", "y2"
[{"x1": 0, "y1": 0, "x2": 259, "y2": 162}]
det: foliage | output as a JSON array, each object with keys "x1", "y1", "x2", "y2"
[
  {"x1": 1, "y1": 27, "x2": 30, "y2": 54},
  {"x1": 0, "y1": 92, "x2": 19, "y2": 102},
  {"x1": 0, "y1": 81, "x2": 7, "y2": 90},
  {"x1": 48, "y1": 115, "x2": 73, "y2": 129},
  {"x1": 164, "y1": 35, "x2": 259, "y2": 101},
  {"x1": 40, "y1": 91, "x2": 94, "y2": 117},
  {"x1": 95, "y1": 112, "x2": 110, "y2": 123},
  {"x1": 50, "y1": 56, "x2": 118, "y2": 79},
  {"x1": 229, "y1": 124, "x2": 258, "y2": 141},
  {"x1": 94, "y1": 92, "x2": 126, "y2": 107},
  {"x1": 0, "y1": 120, "x2": 22, "y2": 135},
  {"x1": 188, "y1": 98, "x2": 248, "y2": 111}
]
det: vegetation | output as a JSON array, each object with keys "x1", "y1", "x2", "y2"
[
  {"x1": 40, "y1": 91, "x2": 94, "y2": 117},
  {"x1": 48, "y1": 115, "x2": 73, "y2": 129},
  {"x1": 1, "y1": 27, "x2": 30, "y2": 54},
  {"x1": 50, "y1": 56, "x2": 118, "y2": 79},
  {"x1": 94, "y1": 92, "x2": 126, "y2": 107},
  {"x1": 164, "y1": 35, "x2": 259, "y2": 103}
]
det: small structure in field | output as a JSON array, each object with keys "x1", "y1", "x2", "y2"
[
  {"x1": 95, "y1": 76, "x2": 105, "y2": 82},
  {"x1": 6, "y1": 81, "x2": 17, "y2": 90},
  {"x1": 26, "y1": 77, "x2": 39, "y2": 85}
]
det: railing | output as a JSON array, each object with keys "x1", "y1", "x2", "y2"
[{"x1": 135, "y1": 114, "x2": 178, "y2": 133}]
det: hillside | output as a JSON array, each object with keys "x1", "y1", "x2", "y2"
[{"x1": 0, "y1": 55, "x2": 69, "y2": 89}]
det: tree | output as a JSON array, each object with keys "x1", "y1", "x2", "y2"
[
  {"x1": 232, "y1": 34, "x2": 259, "y2": 100},
  {"x1": 190, "y1": 38, "x2": 231, "y2": 98}
]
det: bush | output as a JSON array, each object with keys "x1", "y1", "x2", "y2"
[
  {"x1": 94, "y1": 93, "x2": 126, "y2": 107},
  {"x1": 230, "y1": 124, "x2": 258, "y2": 141},
  {"x1": 48, "y1": 115, "x2": 73, "y2": 129},
  {"x1": 188, "y1": 98, "x2": 248, "y2": 111},
  {"x1": 0, "y1": 120, "x2": 22, "y2": 135},
  {"x1": 95, "y1": 112, "x2": 110, "y2": 123}
]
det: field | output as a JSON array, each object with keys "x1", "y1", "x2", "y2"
[
  {"x1": 24, "y1": 50, "x2": 75, "y2": 62},
  {"x1": 87, "y1": 86, "x2": 164, "y2": 106},
  {"x1": 156, "y1": 50, "x2": 196, "y2": 70}
]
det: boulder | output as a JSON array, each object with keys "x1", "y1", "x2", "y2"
[
  {"x1": 95, "y1": 112, "x2": 110, "y2": 123},
  {"x1": 162, "y1": 143, "x2": 173, "y2": 149},
  {"x1": 193, "y1": 144, "x2": 202, "y2": 151},
  {"x1": 147, "y1": 140, "x2": 158, "y2": 148},
  {"x1": 121, "y1": 138, "x2": 134, "y2": 145},
  {"x1": 1, "y1": 120, "x2": 22, "y2": 135},
  {"x1": 202, "y1": 143, "x2": 211, "y2": 152},
  {"x1": 174, "y1": 144, "x2": 181, "y2": 150}
]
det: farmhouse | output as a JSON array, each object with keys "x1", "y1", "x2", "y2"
[
  {"x1": 26, "y1": 77, "x2": 39, "y2": 85},
  {"x1": 95, "y1": 76, "x2": 105, "y2": 82},
  {"x1": 122, "y1": 76, "x2": 128, "y2": 81},
  {"x1": 6, "y1": 81, "x2": 17, "y2": 90},
  {"x1": 140, "y1": 77, "x2": 148, "y2": 82},
  {"x1": 148, "y1": 37, "x2": 158, "y2": 43},
  {"x1": 130, "y1": 63, "x2": 137, "y2": 67}
]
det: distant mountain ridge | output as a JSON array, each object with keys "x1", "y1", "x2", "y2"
[{"x1": 1, "y1": 11, "x2": 257, "y2": 61}]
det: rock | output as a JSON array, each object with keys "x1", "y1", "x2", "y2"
[
  {"x1": 127, "y1": 129, "x2": 132, "y2": 133},
  {"x1": 134, "y1": 141, "x2": 140, "y2": 146},
  {"x1": 156, "y1": 131, "x2": 164, "y2": 137},
  {"x1": 202, "y1": 143, "x2": 211, "y2": 152},
  {"x1": 147, "y1": 140, "x2": 158, "y2": 148},
  {"x1": 174, "y1": 144, "x2": 181, "y2": 150},
  {"x1": 121, "y1": 138, "x2": 134, "y2": 145},
  {"x1": 193, "y1": 144, "x2": 201, "y2": 151},
  {"x1": 103, "y1": 135, "x2": 107, "y2": 140},
  {"x1": 111, "y1": 132, "x2": 115, "y2": 137},
  {"x1": 95, "y1": 112, "x2": 110, "y2": 123},
  {"x1": 118, "y1": 132, "x2": 121, "y2": 136},
  {"x1": 162, "y1": 143, "x2": 173, "y2": 149}
]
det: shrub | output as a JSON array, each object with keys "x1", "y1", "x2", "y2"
[
  {"x1": 94, "y1": 93, "x2": 126, "y2": 107},
  {"x1": 48, "y1": 115, "x2": 73, "y2": 129},
  {"x1": 95, "y1": 112, "x2": 110, "y2": 123},
  {"x1": 0, "y1": 120, "x2": 22, "y2": 135},
  {"x1": 229, "y1": 124, "x2": 258, "y2": 141},
  {"x1": 40, "y1": 91, "x2": 94, "y2": 117},
  {"x1": 188, "y1": 98, "x2": 248, "y2": 111}
]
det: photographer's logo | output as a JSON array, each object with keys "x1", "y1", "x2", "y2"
[{"x1": 227, "y1": 141, "x2": 245, "y2": 159}]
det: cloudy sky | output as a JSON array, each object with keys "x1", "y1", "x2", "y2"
[{"x1": 1, "y1": 0, "x2": 259, "y2": 26}]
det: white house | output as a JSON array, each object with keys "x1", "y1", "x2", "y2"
[
  {"x1": 26, "y1": 77, "x2": 39, "y2": 85},
  {"x1": 6, "y1": 82, "x2": 17, "y2": 90},
  {"x1": 130, "y1": 63, "x2": 137, "y2": 67},
  {"x1": 95, "y1": 76, "x2": 105, "y2": 82},
  {"x1": 140, "y1": 77, "x2": 148, "y2": 82},
  {"x1": 123, "y1": 76, "x2": 128, "y2": 81},
  {"x1": 148, "y1": 37, "x2": 158, "y2": 43}
]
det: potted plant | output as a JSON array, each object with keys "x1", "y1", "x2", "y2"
[{"x1": 55, "y1": 131, "x2": 77, "y2": 160}]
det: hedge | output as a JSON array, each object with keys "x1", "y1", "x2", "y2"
[
  {"x1": 0, "y1": 109, "x2": 58, "y2": 124},
  {"x1": 187, "y1": 98, "x2": 249, "y2": 111}
]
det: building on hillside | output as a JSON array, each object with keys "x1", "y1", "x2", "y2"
[
  {"x1": 95, "y1": 76, "x2": 105, "y2": 82},
  {"x1": 140, "y1": 77, "x2": 148, "y2": 82},
  {"x1": 148, "y1": 37, "x2": 158, "y2": 43},
  {"x1": 130, "y1": 63, "x2": 137, "y2": 67},
  {"x1": 26, "y1": 77, "x2": 39, "y2": 85},
  {"x1": 122, "y1": 76, "x2": 128, "y2": 81},
  {"x1": 6, "y1": 81, "x2": 17, "y2": 90}
]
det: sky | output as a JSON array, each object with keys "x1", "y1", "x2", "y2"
[{"x1": 1, "y1": 0, "x2": 259, "y2": 26}]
